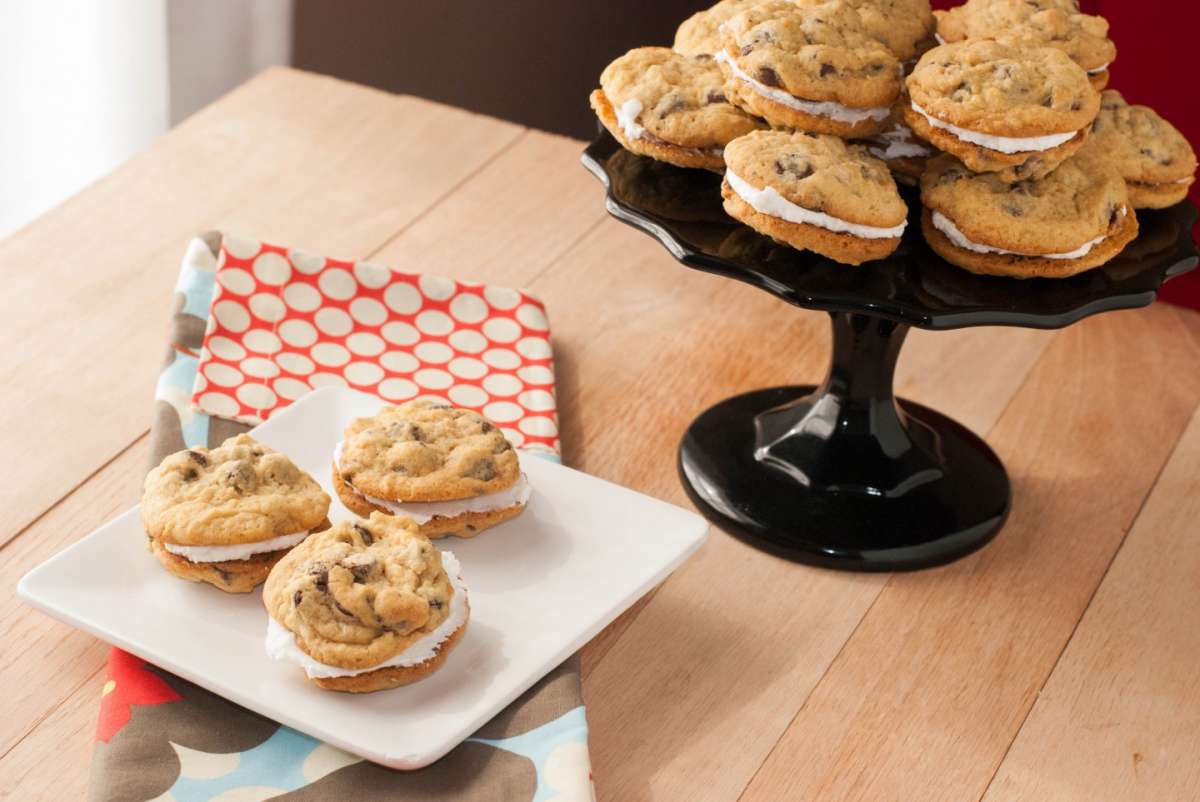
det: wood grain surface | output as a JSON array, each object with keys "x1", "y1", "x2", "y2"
[{"x1": 2, "y1": 69, "x2": 1198, "y2": 801}]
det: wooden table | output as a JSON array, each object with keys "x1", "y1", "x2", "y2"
[{"x1": 3, "y1": 68, "x2": 1200, "y2": 801}]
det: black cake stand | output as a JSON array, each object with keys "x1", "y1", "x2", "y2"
[{"x1": 582, "y1": 130, "x2": 1199, "y2": 571}]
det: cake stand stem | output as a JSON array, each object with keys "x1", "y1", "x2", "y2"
[{"x1": 678, "y1": 311, "x2": 1011, "y2": 571}]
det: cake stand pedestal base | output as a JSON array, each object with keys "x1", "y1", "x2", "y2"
[{"x1": 678, "y1": 312, "x2": 1009, "y2": 571}]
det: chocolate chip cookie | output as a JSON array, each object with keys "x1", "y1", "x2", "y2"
[
  {"x1": 591, "y1": 46, "x2": 764, "y2": 171},
  {"x1": 935, "y1": 0, "x2": 1115, "y2": 89},
  {"x1": 263, "y1": 513, "x2": 468, "y2": 692},
  {"x1": 904, "y1": 40, "x2": 1099, "y2": 182},
  {"x1": 717, "y1": 0, "x2": 902, "y2": 137},
  {"x1": 722, "y1": 129, "x2": 909, "y2": 264},
  {"x1": 795, "y1": 0, "x2": 936, "y2": 66},
  {"x1": 920, "y1": 152, "x2": 1138, "y2": 278},
  {"x1": 333, "y1": 400, "x2": 529, "y2": 538},
  {"x1": 1084, "y1": 90, "x2": 1197, "y2": 209},
  {"x1": 141, "y1": 434, "x2": 331, "y2": 592},
  {"x1": 674, "y1": 0, "x2": 762, "y2": 57}
]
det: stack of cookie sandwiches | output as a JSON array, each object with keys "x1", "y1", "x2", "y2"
[
  {"x1": 264, "y1": 512, "x2": 469, "y2": 692},
  {"x1": 141, "y1": 435, "x2": 331, "y2": 593},
  {"x1": 934, "y1": 0, "x2": 1115, "y2": 90},
  {"x1": 589, "y1": 0, "x2": 1196, "y2": 277},
  {"x1": 332, "y1": 400, "x2": 530, "y2": 539}
]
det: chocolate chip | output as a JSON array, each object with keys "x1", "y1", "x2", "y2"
[
  {"x1": 819, "y1": 63, "x2": 835, "y2": 77},
  {"x1": 465, "y1": 458, "x2": 497, "y2": 481},
  {"x1": 706, "y1": 90, "x2": 727, "y2": 104},
  {"x1": 293, "y1": 590, "x2": 303, "y2": 606},
  {"x1": 216, "y1": 568, "x2": 231, "y2": 582},
  {"x1": 1003, "y1": 204, "x2": 1023, "y2": 217},
  {"x1": 183, "y1": 469, "x2": 198, "y2": 481},
  {"x1": 480, "y1": 420, "x2": 496, "y2": 433},
  {"x1": 1070, "y1": 99, "x2": 1082, "y2": 111},
  {"x1": 354, "y1": 524, "x2": 373, "y2": 545},
  {"x1": 1161, "y1": 157, "x2": 1175, "y2": 166},
  {"x1": 222, "y1": 460, "x2": 256, "y2": 493},
  {"x1": 387, "y1": 422, "x2": 424, "y2": 442},
  {"x1": 186, "y1": 450, "x2": 207, "y2": 466},
  {"x1": 492, "y1": 439, "x2": 511, "y2": 454},
  {"x1": 1041, "y1": 95, "x2": 1053, "y2": 108},
  {"x1": 429, "y1": 600, "x2": 444, "y2": 611},
  {"x1": 740, "y1": 44, "x2": 755, "y2": 56},
  {"x1": 757, "y1": 67, "x2": 781, "y2": 88},
  {"x1": 312, "y1": 568, "x2": 329, "y2": 593},
  {"x1": 335, "y1": 602, "x2": 354, "y2": 617},
  {"x1": 868, "y1": 63, "x2": 885, "y2": 74},
  {"x1": 348, "y1": 562, "x2": 373, "y2": 583}
]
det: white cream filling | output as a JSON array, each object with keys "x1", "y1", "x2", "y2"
[
  {"x1": 934, "y1": 32, "x2": 946, "y2": 45},
  {"x1": 1088, "y1": 63, "x2": 1110, "y2": 75},
  {"x1": 265, "y1": 552, "x2": 468, "y2": 679},
  {"x1": 910, "y1": 101, "x2": 1078, "y2": 154},
  {"x1": 334, "y1": 441, "x2": 531, "y2": 524},
  {"x1": 726, "y1": 169, "x2": 907, "y2": 239},
  {"x1": 715, "y1": 50, "x2": 891, "y2": 124},
  {"x1": 868, "y1": 124, "x2": 933, "y2": 160},
  {"x1": 163, "y1": 530, "x2": 309, "y2": 563},
  {"x1": 932, "y1": 209, "x2": 1123, "y2": 260},
  {"x1": 615, "y1": 98, "x2": 646, "y2": 140}
]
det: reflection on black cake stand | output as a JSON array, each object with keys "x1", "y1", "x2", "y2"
[{"x1": 582, "y1": 130, "x2": 1199, "y2": 571}]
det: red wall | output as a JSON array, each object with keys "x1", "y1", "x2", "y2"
[{"x1": 930, "y1": 0, "x2": 1200, "y2": 309}]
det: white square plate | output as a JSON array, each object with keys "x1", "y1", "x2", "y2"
[{"x1": 18, "y1": 386, "x2": 708, "y2": 769}]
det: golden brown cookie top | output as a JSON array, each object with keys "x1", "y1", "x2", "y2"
[
  {"x1": 598, "y1": 46, "x2": 764, "y2": 149},
  {"x1": 336, "y1": 400, "x2": 519, "y2": 502},
  {"x1": 795, "y1": 0, "x2": 936, "y2": 63},
  {"x1": 1086, "y1": 90, "x2": 1198, "y2": 186},
  {"x1": 725, "y1": 130, "x2": 908, "y2": 228},
  {"x1": 921, "y1": 152, "x2": 1128, "y2": 254},
  {"x1": 141, "y1": 434, "x2": 330, "y2": 546},
  {"x1": 935, "y1": 0, "x2": 1115, "y2": 73},
  {"x1": 264, "y1": 513, "x2": 455, "y2": 669},
  {"x1": 906, "y1": 40, "x2": 1098, "y2": 136},
  {"x1": 720, "y1": 0, "x2": 903, "y2": 109},
  {"x1": 674, "y1": 0, "x2": 762, "y2": 57}
]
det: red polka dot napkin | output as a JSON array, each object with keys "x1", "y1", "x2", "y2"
[{"x1": 191, "y1": 234, "x2": 560, "y2": 456}]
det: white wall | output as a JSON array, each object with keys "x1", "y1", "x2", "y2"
[
  {"x1": 167, "y1": 0, "x2": 292, "y2": 124},
  {"x1": 0, "y1": 1, "x2": 170, "y2": 239},
  {"x1": 0, "y1": 0, "x2": 293, "y2": 241}
]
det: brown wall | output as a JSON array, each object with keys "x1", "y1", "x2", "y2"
[{"x1": 293, "y1": 1, "x2": 707, "y2": 139}]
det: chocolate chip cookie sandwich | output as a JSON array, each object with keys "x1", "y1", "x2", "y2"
[
  {"x1": 141, "y1": 434, "x2": 331, "y2": 593},
  {"x1": 920, "y1": 152, "x2": 1138, "y2": 278},
  {"x1": 1085, "y1": 90, "x2": 1197, "y2": 209},
  {"x1": 722, "y1": 129, "x2": 908, "y2": 264},
  {"x1": 264, "y1": 513, "x2": 467, "y2": 692},
  {"x1": 332, "y1": 400, "x2": 529, "y2": 539},
  {"x1": 934, "y1": 0, "x2": 1116, "y2": 90},
  {"x1": 904, "y1": 40, "x2": 1099, "y2": 182},
  {"x1": 591, "y1": 46, "x2": 764, "y2": 171},
  {"x1": 716, "y1": 0, "x2": 902, "y2": 138}
]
